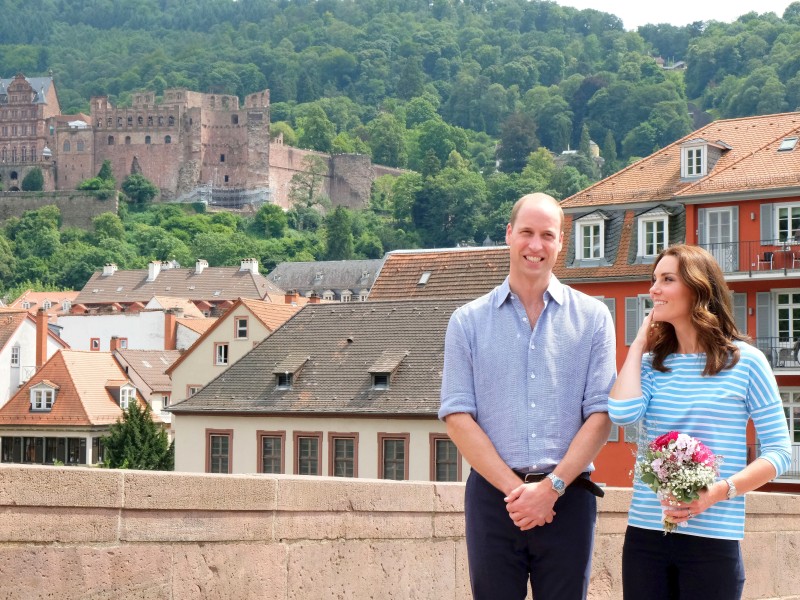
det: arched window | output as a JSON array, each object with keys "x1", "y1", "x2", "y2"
[
  {"x1": 231, "y1": 114, "x2": 239, "y2": 125},
  {"x1": 117, "y1": 117, "x2": 122, "y2": 127},
  {"x1": 11, "y1": 148, "x2": 17, "y2": 161},
  {"x1": 168, "y1": 116, "x2": 175, "y2": 126},
  {"x1": 30, "y1": 146, "x2": 36, "y2": 160},
  {"x1": 76, "y1": 140, "x2": 85, "y2": 152},
  {"x1": 63, "y1": 140, "x2": 71, "y2": 152},
  {"x1": 148, "y1": 116, "x2": 153, "y2": 126},
  {"x1": 125, "y1": 136, "x2": 131, "y2": 145},
  {"x1": 107, "y1": 118, "x2": 112, "y2": 127},
  {"x1": 164, "y1": 135, "x2": 171, "y2": 144},
  {"x1": 21, "y1": 147, "x2": 26, "y2": 161},
  {"x1": 127, "y1": 116, "x2": 132, "y2": 126},
  {"x1": 158, "y1": 116, "x2": 163, "y2": 126},
  {"x1": 137, "y1": 116, "x2": 143, "y2": 125},
  {"x1": 145, "y1": 136, "x2": 151, "y2": 145},
  {"x1": 108, "y1": 136, "x2": 115, "y2": 145}
]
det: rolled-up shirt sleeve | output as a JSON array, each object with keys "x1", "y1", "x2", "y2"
[
  {"x1": 582, "y1": 306, "x2": 617, "y2": 420},
  {"x1": 439, "y1": 310, "x2": 477, "y2": 420},
  {"x1": 609, "y1": 356, "x2": 653, "y2": 426}
]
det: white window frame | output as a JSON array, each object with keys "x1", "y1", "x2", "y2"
[
  {"x1": 120, "y1": 385, "x2": 135, "y2": 410},
  {"x1": 781, "y1": 388, "x2": 800, "y2": 444},
  {"x1": 682, "y1": 144, "x2": 706, "y2": 177},
  {"x1": 638, "y1": 209, "x2": 669, "y2": 257},
  {"x1": 776, "y1": 291, "x2": 800, "y2": 342},
  {"x1": 323, "y1": 290, "x2": 335, "y2": 301},
  {"x1": 775, "y1": 202, "x2": 800, "y2": 242},
  {"x1": 30, "y1": 387, "x2": 55, "y2": 411},
  {"x1": 42, "y1": 300, "x2": 51, "y2": 310},
  {"x1": 341, "y1": 290, "x2": 353, "y2": 302},
  {"x1": 276, "y1": 372, "x2": 293, "y2": 389},
  {"x1": 11, "y1": 346, "x2": 20, "y2": 368},
  {"x1": 234, "y1": 317, "x2": 248, "y2": 339},
  {"x1": 575, "y1": 214, "x2": 605, "y2": 261},
  {"x1": 215, "y1": 343, "x2": 229, "y2": 366},
  {"x1": 62, "y1": 300, "x2": 72, "y2": 312}
]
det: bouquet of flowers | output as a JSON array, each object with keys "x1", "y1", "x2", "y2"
[{"x1": 637, "y1": 431, "x2": 722, "y2": 533}]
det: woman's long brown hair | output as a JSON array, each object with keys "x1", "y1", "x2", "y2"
[{"x1": 649, "y1": 244, "x2": 748, "y2": 376}]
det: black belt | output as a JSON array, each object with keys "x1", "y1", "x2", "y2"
[{"x1": 513, "y1": 471, "x2": 605, "y2": 498}]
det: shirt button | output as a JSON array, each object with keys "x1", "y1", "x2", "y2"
[
  {"x1": 523, "y1": 317, "x2": 528, "y2": 322},
  {"x1": 530, "y1": 345, "x2": 535, "y2": 350},
  {"x1": 530, "y1": 373, "x2": 535, "y2": 379},
  {"x1": 530, "y1": 403, "x2": 536, "y2": 408},
  {"x1": 531, "y1": 433, "x2": 536, "y2": 438}
]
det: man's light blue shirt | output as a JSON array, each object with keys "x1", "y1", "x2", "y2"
[{"x1": 439, "y1": 276, "x2": 617, "y2": 472}]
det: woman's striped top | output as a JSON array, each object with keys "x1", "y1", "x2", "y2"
[{"x1": 609, "y1": 341, "x2": 791, "y2": 540}]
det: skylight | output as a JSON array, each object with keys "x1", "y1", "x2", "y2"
[
  {"x1": 779, "y1": 137, "x2": 798, "y2": 152},
  {"x1": 418, "y1": 271, "x2": 432, "y2": 285}
]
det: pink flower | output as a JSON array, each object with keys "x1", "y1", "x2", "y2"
[
  {"x1": 692, "y1": 443, "x2": 715, "y2": 466},
  {"x1": 650, "y1": 431, "x2": 679, "y2": 451}
]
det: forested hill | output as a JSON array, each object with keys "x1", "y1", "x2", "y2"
[{"x1": 3, "y1": 1, "x2": 800, "y2": 299}]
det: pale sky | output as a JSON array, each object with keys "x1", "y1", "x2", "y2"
[{"x1": 556, "y1": 0, "x2": 796, "y2": 30}]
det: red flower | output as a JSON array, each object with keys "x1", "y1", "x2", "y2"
[
  {"x1": 692, "y1": 443, "x2": 716, "y2": 466},
  {"x1": 650, "y1": 431, "x2": 679, "y2": 451}
]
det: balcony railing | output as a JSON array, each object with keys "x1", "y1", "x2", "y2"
[
  {"x1": 749, "y1": 443, "x2": 800, "y2": 481},
  {"x1": 752, "y1": 337, "x2": 800, "y2": 370},
  {"x1": 699, "y1": 238, "x2": 800, "y2": 275}
]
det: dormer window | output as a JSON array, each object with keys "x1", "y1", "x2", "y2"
[
  {"x1": 62, "y1": 300, "x2": 71, "y2": 311},
  {"x1": 372, "y1": 373, "x2": 390, "y2": 390},
  {"x1": 682, "y1": 145, "x2": 705, "y2": 178},
  {"x1": 273, "y1": 354, "x2": 309, "y2": 391},
  {"x1": 323, "y1": 290, "x2": 335, "y2": 301},
  {"x1": 638, "y1": 208, "x2": 670, "y2": 258},
  {"x1": 276, "y1": 372, "x2": 293, "y2": 389},
  {"x1": 574, "y1": 212, "x2": 607, "y2": 262},
  {"x1": 30, "y1": 384, "x2": 57, "y2": 411},
  {"x1": 22, "y1": 301, "x2": 31, "y2": 309},
  {"x1": 341, "y1": 290, "x2": 353, "y2": 302},
  {"x1": 120, "y1": 385, "x2": 135, "y2": 410},
  {"x1": 42, "y1": 300, "x2": 51, "y2": 310},
  {"x1": 368, "y1": 350, "x2": 407, "y2": 391}
]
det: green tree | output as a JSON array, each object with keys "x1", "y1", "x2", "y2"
[
  {"x1": 97, "y1": 160, "x2": 115, "y2": 186},
  {"x1": 93, "y1": 212, "x2": 125, "y2": 241},
  {"x1": 121, "y1": 174, "x2": 159, "y2": 204},
  {"x1": 21, "y1": 167, "x2": 44, "y2": 191},
  {"x1": 102, "y1": 401, "x2": 174, "y2": 470},
  {"x1": 366, "y1": 113, "x2": 408, "y2": 167},
  {"x1": 253, "y1": 203, "x2": 288, "y2": 238},
  {"x1": 288, "y1": 156, "x2": 331, "y2": 231},
  {"x1": 324, "y1": 206, "x2": 355, "y2": 260},
  {"x1": 297, "y1": 105, "x2": 335, "y2": 153},
  {"x1": 498, "y1": 112, "x2": 539, "y2": 173}
]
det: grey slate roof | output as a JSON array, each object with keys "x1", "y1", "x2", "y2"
[
  {"x1": 75, "y1": 265, "x2": 284, "y2": 305},
  {"x1": 266, "y1": 259, "x2": 384, "y2": 296},
  {"x1": 168, "y1": 298, "x2": 467, "y2": 416},
  {"x1": 0, "y1": 77, "x2": 54, "y2": 104},
  {"x1": 114, "y1": 349, "x2": 182, "y2": 393}
]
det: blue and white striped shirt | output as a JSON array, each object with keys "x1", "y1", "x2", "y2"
[
  {"x1": 439, "y1": 276, "x2": 617, "y2": 472},
  {"x1": 609, "y1": 342, "x2": 791, "y2": 540}
]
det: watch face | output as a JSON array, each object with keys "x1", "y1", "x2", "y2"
[{"x1": 548, "y1": 473, "x2": 565, "y2": 492}]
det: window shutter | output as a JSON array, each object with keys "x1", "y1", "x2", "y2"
[
  {"x1": 732, "y1": 292, "x2": 747, "y2": 335},
  {"x1": 625, "y1": 297, "x2": 638, "y2": 346},
  {"x1": 697, "y1": 208, "x2": 706, "y2": 245},
  {"x1": 602, "y1": 297, "x2": 616, "y2": 326},
  {"x1": 756, "y1": 292, "x2": 772, "y2": 341},
  {"x1": 731, "y1": 206, "x2": 739, "y2": 242},
  {"x1": 760, "y1": 204, "x2": 774, "y2": 244}
]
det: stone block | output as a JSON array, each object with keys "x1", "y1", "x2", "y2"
[
  {"x1": 123, "y1": 471, "x2": 277, "y2": 511},
  {"x1": 433, "y1": 481, "x2": 464, "y2": 513},
  {"x1": 433, "y1": 513, "x2": 465, "y2": 538},
  {"x1": 171, "y1": 543, "x2": 288, "y2": 600},
  {"x1": 0, "y1": 506, "x2": 119, "y2": 543},
  {"x1": 275, "y1": 510, "x2": 432, "y2": 541},
  {"x1": 120, "y1": 509, "x2": 275, "y2": 542},
  {"x1": 0, "y1": 464, "x2": 122, "y2": 508}
]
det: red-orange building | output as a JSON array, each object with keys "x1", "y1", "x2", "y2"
[{"x1": 562, "y1": 111, "x2": 800, "y2": 490}]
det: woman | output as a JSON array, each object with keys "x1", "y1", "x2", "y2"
[{"x1": 609, "y1": 244, "x2": 791, "y2": 600}]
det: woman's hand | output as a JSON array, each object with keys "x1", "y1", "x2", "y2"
[
  {"x1": 630, "y1": 306, "x2": 657, "y2": 353},
  {"x1": 660, "y1": 483, "x2": 724, "y2": 524}
]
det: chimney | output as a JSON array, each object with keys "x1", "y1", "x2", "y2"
[
  {"x1": 147, "y1": 260, "x2": 161, "y2": 282},
  {"x1": 309, "y1": 293, "x2": 320, "y2": 304},
  {"x1": 110, "y1": 336, "x2": 120, "y2": 352},
  {"x1": 239, "y1": 258, "x2": 258, "y2": 274},
  {"x1": 164, "y1": 309, "x2": 177, "y2": 350},
  {"x1": 35, "y1": 308, "x2": 47, "y2": 370},
  {"x1": 284, "y1": 290, "x2": 299, "y2": 304},
  {"x1": 102, "y1": 263, "x2": 117, "y2": 276},
  {"x1": 195, "y1": 259, "x2": 208, "y2": 275}
]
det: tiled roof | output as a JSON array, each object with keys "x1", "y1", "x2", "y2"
[
  {"x1": 368, "y1": 248, "x2": 510, "y2": 301},
  {"x1": 563, "y1": 112, "x2": 800, "y2": 209},
  {"x1": 0, "y1": 350, "x2": 138, "y2": 426},
  {"x1": 146, "y1": 297, "x2": 205, "y2": 318},
  {"x1": 169, "y1": 299, "x2": 466, "y2": 416},
  {"x1": 176, "y1": 317, "x2": 217, "y2": 334},
  {"x1": 0, "y1": 310, "x2": 28, "y2": 353},
  {"x1": 74, "y1": 265, "x2": 284, "y2": 305},
  {"x1": 266, "y1": 259, "x2": 384, "y2": 295},
  {"x1": 239, "y1": 298, "x2": 302, "y2": 331},
  {"x1": 114, "y1": 349, "x2": 181, "y2": 393},
  {"x1": 165, "y1": 298, "x2": 301, "y2": 376},
  {"x1": 8, "y1": 290, "x2": 79, "y2": 319}
]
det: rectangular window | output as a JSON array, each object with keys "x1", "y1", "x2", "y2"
[
  {"x1": 206, "y1": 429, "x2": 233, "y2": 474},
  {"x1": 11, "y1": 346, "x2": 20, "y2": 367},
  {"x1": 378, "y1": 433, "x2": 409, "y2": 481},
  {"x1": 31, "y1": 389, "x2": 54, "y2": 410},
  {"x1": 328, "y1": 433, "x2": 358, "y2": 478},
  {"x1": 66, "y1": 438, "x2": 86, "y2": 465},
  {"x1": 276, "y1": 373, "x2": 292, "y2": 389},
  {"x1": 686, "y1": 147, "x2": 703, "y2": 176},
  {"x1": 90, "y1": 338, "x2": 100, "y2": 351},
  {"x1": 234, "y1": 317, "x2": 248, "y2": 339},
  {"x1": 187, "y1": 385, "x2": 201, "y2": 397},
  {"x1": 430, "y1": 434, "x2": 460, "y2": 482},
  {"x1": 120, "y1": 387, "x2": 134, "y2": 410},
  {"x1": 643, "y1": 219, "x2": 666, "y2": 256},
  {"x1": 258, "y1": 431, "x2": 285, "y2": 474},
  {"x1": 119, "y1": 338, "x2": 128, "y2": 349},
  {"x1": 579, "y1": 222, "x2": 602, "y2": 259},
  {"x1": 776, "y1": 204, "x2": 800, "y2": 242},
  {"x1": 215, "y1": 343, "x2": 229, "y2": 366},
  {"x1": 372, "y1": 373, "x2": 389, "y2": 390},
  {"x1": 776, "y1": 292, "x2": 800, "y2": 342},
  {"x1": 294, "y1": 432, "x2": 322, "y2": 475}
]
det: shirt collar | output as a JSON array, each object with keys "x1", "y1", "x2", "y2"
[{"x1": 495, "y1": 275, "x2": 565, "y2": 308}]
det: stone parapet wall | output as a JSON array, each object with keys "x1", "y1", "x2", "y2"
[
  {"x1": 0, "y1": 464, "x2": 798, "y2": 599},
  {"x1": 0, "y1": 192, "x2": 117, "y2": 229}
]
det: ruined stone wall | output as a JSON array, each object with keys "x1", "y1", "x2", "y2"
[
  {"x1": 330, "y1": 154, "x2": 374, "y2": 209},
  {"x1": 0, "y1": 191, "x2": 118, "y2": 229},
  {"x1": 0, "y1": 162, "x2": 55, "y2": 192},
  {"x1": 0, "y1": 465, "x2": 798, "y2": 599},
  {"x1": 267, "y1": 142, "x2": 332, "y2": 209},
  {"x1": 54, "y1": 128, "x2": 95, "y2": 190}
]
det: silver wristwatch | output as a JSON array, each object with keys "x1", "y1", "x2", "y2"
[
  {"x1": 546, "y1": 473, "x2": 566, "y2": 497},
  {"x1": 725, "y1": 478, "x2": 738, "y2": 500}
]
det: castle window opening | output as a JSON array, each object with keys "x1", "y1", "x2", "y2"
[
  {"x1": 63, "y1": 140, "x2": 70, "y2": 152},
  {"x1": 148, "y1": 116, "x2": 153, "y2": 126},
  {"x1": 145, "y1": 136, "x2": 151, "y2": 145},
  {"x1": 77, "y1": 140, "x2": 84, "y2": 152},
  {"x1": 158, "y1": 116, "x2": 163, "y2": 126},
  {"x1": 107, "y1": 118, "x2": 112, "y2": 127},
  {"x1": 125, "y1": 136, "x2": 131, "y2": 145},
  {"x1": 21, "y1": 147, "x2": 26, "y2": 161},
  {"x1": 224, "y1": 175, "x2": 229, "y2": 183},
  {"x1": 168, "y1": 116, "x2": 175, "y2": 126},
  {"x1": 220, "y1": 154, "x2": 225, "y2": 163},
  {"x1": 231, "y1": 115, "x2": 239, "y2": 125},
  {"x1": 138, "y1": 116, "x2": 143, "y2": 125},
  {"x1": 117, "y1": 117, "x2": 122, "y2": 127},
  {"x1": 165, "y1": 135, "x2": 171, "y2": 144},
  {"x1": 127, "y1": 116, "x2": 132, "y2": 126},
  {"x1": 108, "y1": 136, "x2": 114, "y2": 145}
]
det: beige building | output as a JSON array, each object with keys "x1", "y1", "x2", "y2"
[
  {"x1": 168, "y1": 298, "x2": 469, "y2": 481},
  {"x1": 166, "y1": 298, "x2": 301, "y2": 406}
]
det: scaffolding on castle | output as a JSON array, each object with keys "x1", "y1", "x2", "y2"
[{"x1": 174, "y1": 184, "x2": 272, "y2": 209}]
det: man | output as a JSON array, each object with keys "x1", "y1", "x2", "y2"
[{"x1": 439, "y1": 193, "x2": 616, "y2": 599}]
